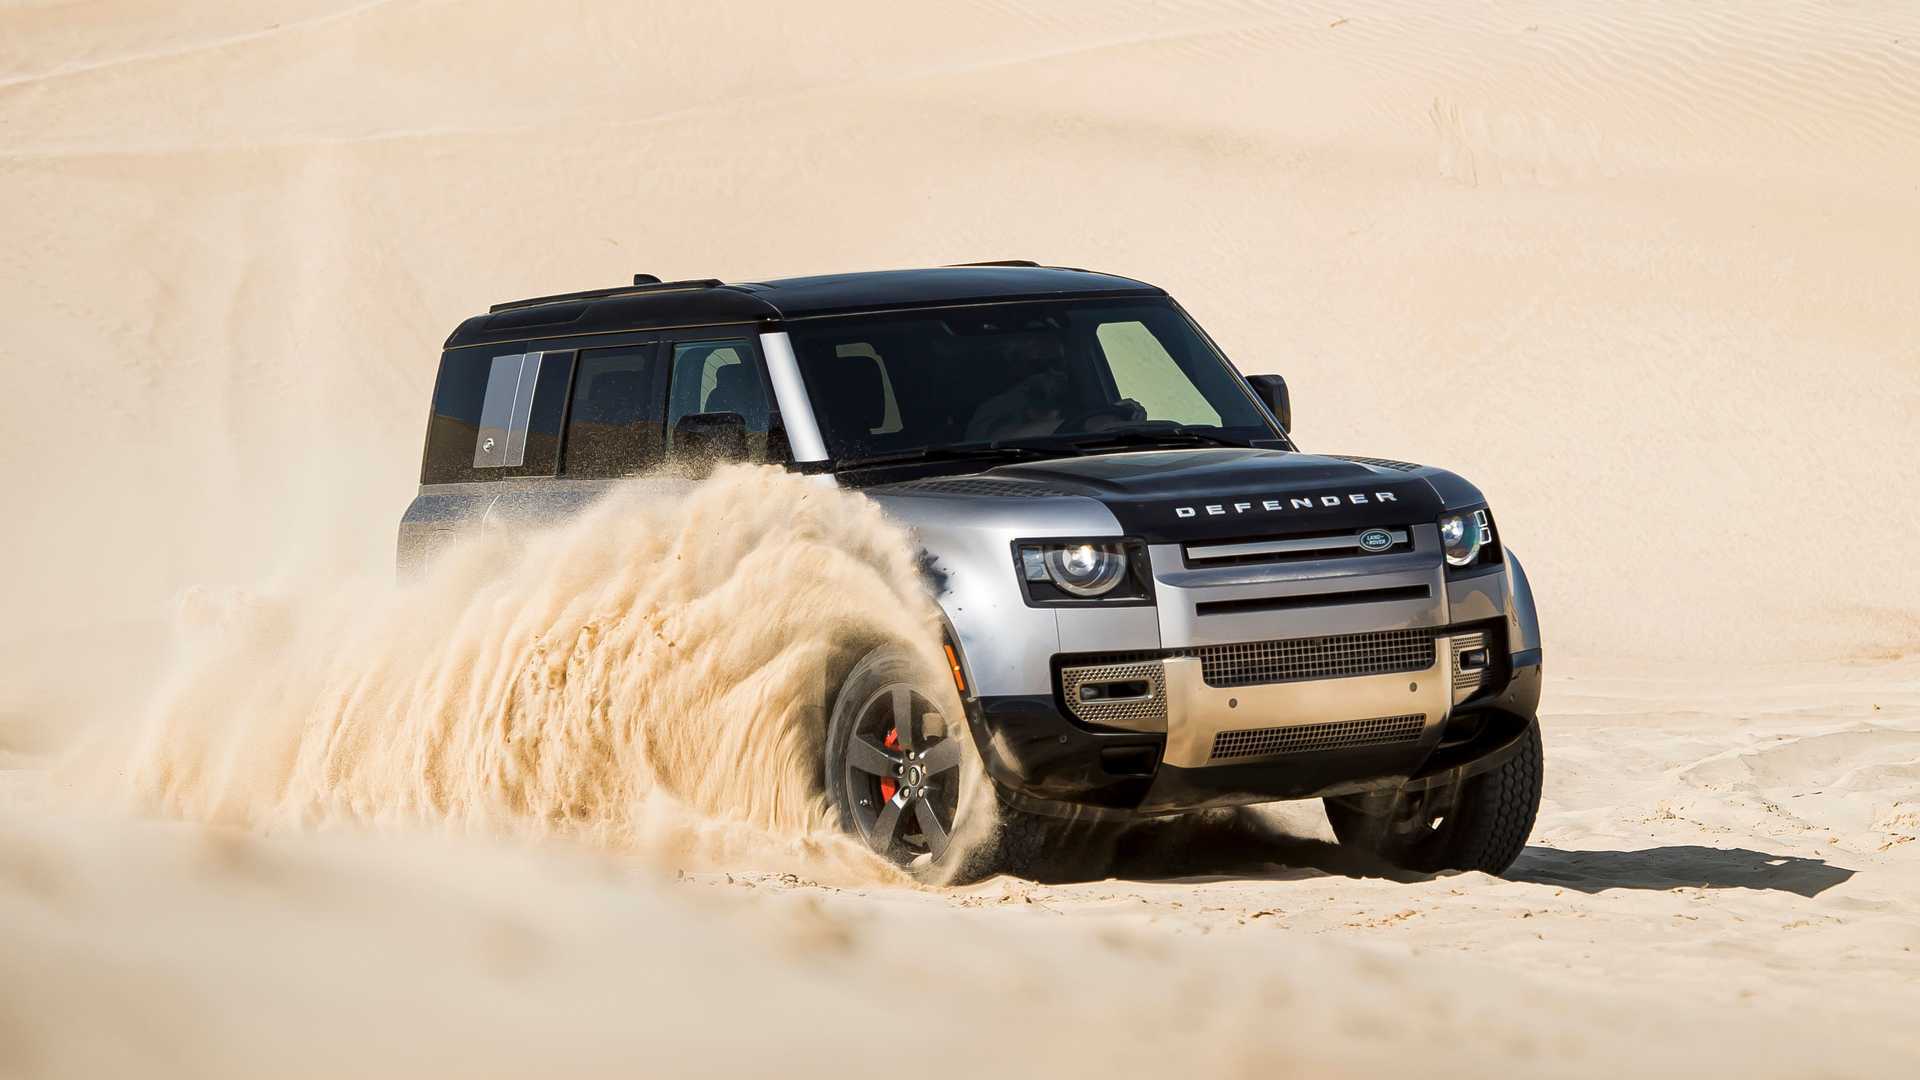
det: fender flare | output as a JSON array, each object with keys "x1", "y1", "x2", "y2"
[{"x1": 1504, "y1": 548, "x2": 1543, "y2": 664}]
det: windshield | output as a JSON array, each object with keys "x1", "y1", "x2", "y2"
[{"x1": 787, "y1": 299, "x2": 1277, "y2": 463}]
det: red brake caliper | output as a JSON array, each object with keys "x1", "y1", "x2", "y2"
[{"x1": 879, "y1": 727, "x2": 901, "y2": 803}]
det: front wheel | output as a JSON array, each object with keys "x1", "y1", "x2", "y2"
[
  {"x1": 825, "y1": 645, "x2": 1055, "y2": 882},
  {"x1": 1324, "y1": 719, "x2": 1543, "y2": 875}
]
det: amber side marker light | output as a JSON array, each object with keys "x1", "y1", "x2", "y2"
[{"x1": 942, "y1": 643, "x2": 967, "y2": 694}]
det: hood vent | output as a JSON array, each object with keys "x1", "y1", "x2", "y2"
[
  {"x1": 882, "y1": 477, "x2": 1081, "y2": 498},
  {"x1": 1329, "y1": 454, "x2": 1423, "y2": 473}
]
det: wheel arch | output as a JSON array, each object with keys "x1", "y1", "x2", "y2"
[{"x1": 1504, "y1": 547, "x2": 1543, "y2": 661}]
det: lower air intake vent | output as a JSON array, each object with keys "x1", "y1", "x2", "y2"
[{"x1": 1210, "y1": 714, "x2": 1426, "y2": 761}]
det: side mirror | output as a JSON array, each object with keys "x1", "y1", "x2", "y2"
[
  {"x1": 672, "y1": 411, "x2": 749, "y2": 470},
  {"x1": 1246, "y1": 374, "x2": 1291, "y2": 432}
]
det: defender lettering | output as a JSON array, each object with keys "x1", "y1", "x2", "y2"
[{"x1": 1174, "y1": 490, "x2": 1398, "y2": 519}]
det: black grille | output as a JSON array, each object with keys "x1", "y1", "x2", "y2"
[
  {"x1": 1192, "y1": 585, "x2": 1430, "y2": 618},
  {"x1": 1210, "y1": 714, "x2": 1426, "y2": 761},
  {"x1": 1181, "y1": 526, "x2": 1414, "y2": 568},
  {"x1": 1175, "y1": 627, "x2": 1437, "y2": 688}
]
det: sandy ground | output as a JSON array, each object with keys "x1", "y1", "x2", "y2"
[
  {"x1": 3, "y1": 1, "x2": 1919, "y2": 1076},
  {"x1": 6, "y1": 657, "x2": 1917, "y2": 1076}
]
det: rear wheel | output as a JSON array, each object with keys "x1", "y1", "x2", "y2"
[{"x1": 1324, "y1": 720, "x2": 1542, "y2": 875}]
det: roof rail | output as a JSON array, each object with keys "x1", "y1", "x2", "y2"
[
  {"x1": 948, "y1": 259, "x2": 1041, "y2": 268},
  {"x1": 489, "y1": 277, "x2": 724, "y2": 314}
]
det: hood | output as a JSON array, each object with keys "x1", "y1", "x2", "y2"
[{"x1": 881, "y1": 448, "x2": 1461, "y2": 543}]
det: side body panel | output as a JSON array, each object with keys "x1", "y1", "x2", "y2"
[
  {"x1": 398, "y1": 477, "x2": 699, "y2": 573},
  {"x1": 401, "y1": 321, "x2": 777, "y2": 573},
  {"x1": 397, "y1": 484, "x2": 496, "y2": 576},
  {"x1": 867, "y1": 492, "x2": 1150, "y2": 697}
]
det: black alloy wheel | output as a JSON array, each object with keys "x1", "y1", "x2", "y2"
[{"x1": 828, "y1": 650, "x2": 966, "y2": 866}]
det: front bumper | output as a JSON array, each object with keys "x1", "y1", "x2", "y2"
[{"x1": 962, "y1": 631, "x2": 1542, "y2": 820}]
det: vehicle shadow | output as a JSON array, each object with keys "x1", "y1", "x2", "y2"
[
  {"x1": 1507, "y1": 844, "x2": 1856, "y2": 898},
  {"x1": 1038, "y1": 808, "x2": 1384, "y2": 885},
  {"x1": 1060, "y1": 810, "x2": 1857, "y2": 897}
]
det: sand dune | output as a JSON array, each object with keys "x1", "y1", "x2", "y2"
[
  {"x1": 3, "y1": 1, "x2": 1919, "y2": 1076},
  {"x1": 4, "y1": 1, "x2": 1917, "y2": 676}
]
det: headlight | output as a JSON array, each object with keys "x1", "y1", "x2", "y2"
[
  {"x1": 1015, "y1": 540, "x2": 1146, "y2": 602},
  {"x1": 1439, "y1": 508, "x2": 1494, "y2": 567}
]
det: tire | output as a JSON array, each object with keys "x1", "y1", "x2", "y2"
[
  {"x1": 1324, "y1": 719, "x2": 1543, "y2": 875},
  {"x1": 824, "y1": 644, "x2": 1057, "y2": 882}
]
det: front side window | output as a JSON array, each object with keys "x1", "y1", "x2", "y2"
[
  {"x1": 787, "y1": 300, "x2": 1273, "y2": 461},
  {"x1": 666, "y1": 340, "x2": 769, "y2": 428},
  {"x1": 665, "y1": 338, "x2": 774, "y2": 459}
]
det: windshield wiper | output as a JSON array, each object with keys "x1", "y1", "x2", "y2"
[
  {"x1": 831, "y1": 427, "x2": 1251, "y2": 471},
  {"x1": 1050, "y1": 425, "x2": 1252, "y2": 451},
  {"x1": 831, "y1": 441, "x2": 1059, "y2": 471}
]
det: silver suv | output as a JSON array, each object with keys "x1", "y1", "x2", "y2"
[{"x1": 401, "y1": 263, "x2": 1544, "y2": 879}]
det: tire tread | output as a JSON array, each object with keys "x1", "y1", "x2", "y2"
[
  {"x1": 1323, "y1": 719, "x2": 1543, "y2": 876},
  {"x1": 1455, "y1": 721, "x2": 1543, "y2": 873}
]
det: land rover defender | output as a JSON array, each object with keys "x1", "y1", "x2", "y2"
[{"x1": 400, "y1": 264, "x2": 1544, "y2": 878}]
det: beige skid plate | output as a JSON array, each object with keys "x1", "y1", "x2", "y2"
[
  {"x1": 1058, "y1": 639, "x2": 1462, "y2": 768},
  {"x1": 1160, "y1": 653, "x2": 1451, "y2": 767}
]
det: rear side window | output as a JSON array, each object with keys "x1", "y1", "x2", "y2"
[
  {"x1": 421, "y1": 347, "x2": 571, "y2": 483},
  {"x1": 564, "y1": 345, "x2": 663, "y2": 477}
]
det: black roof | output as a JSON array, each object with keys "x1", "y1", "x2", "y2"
[{"x1": 444, "y1": 265, "x2": 1165, "y2": 349}]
